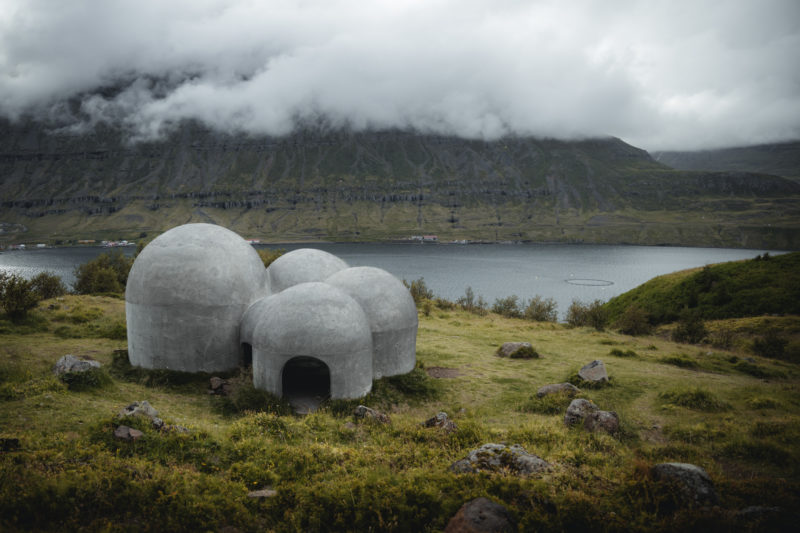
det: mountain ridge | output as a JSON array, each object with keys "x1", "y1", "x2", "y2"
[{"x1": 1, "y1": 121, "x2": 799, "y2": 249}]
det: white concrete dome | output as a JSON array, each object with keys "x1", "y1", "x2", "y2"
[
  {"x1": 266, "y1": 248, "x2": 348, "y2": 293},
  {"x1": 246, "y1": 282, "x2": 373, "y2": 400},
  {"x1": 126, "y1": 223, "x2": 268, "y2": 373},
  {"x1": 325, "y1": 266, "x2": 418, "y2": 378}
]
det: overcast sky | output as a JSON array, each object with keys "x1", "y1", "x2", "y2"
[{"x1": 1, "y1": 0, "x2": 798, "y2": 150}]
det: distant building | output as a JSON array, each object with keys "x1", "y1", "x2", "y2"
[{"x1": 422, "y1": 235, "x2": 439, "y2": 242}]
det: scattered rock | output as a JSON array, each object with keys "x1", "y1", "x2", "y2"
[
  {"x1": 422, "y1": 412, "x2": 458, "y2": 432},
  {"x1": 583, "y1": 410, "x2": 620, "y2": 434},
  {"x1": 578, "y1": 360, "x2": 608, "y2": 383},
  {"x1": 114, "y1": 425, "x2": 144, "y2": 441},
  {"x1": 536, "y1": 383, "x2": 580, "y2": 398},
  {"x1": 495, "y1": 342, "x2": 538, "y2": 359},
  {"x1": 53, "y1": 354, "x2": 100, "y2": 376},
  {"x1": 450, "y1": 443, "x2": 549, "y2": 475},
  {"x1": 353, "y1": 405, "x2": 391, "y2": 424},
  {"x1": 564, "y1": 398, "x2": 599, "y2": 427},
  {"x1": 209, "y1": 376, "x2": 231, "y2": 395},
  {"x1": 651, "y1": 462, "x2": 719, "y2": 506},
  {"x1": 247, "y1": 488, "x2": 277, "y2": 498},
  {"x1": 444, "y1": 497, "x2": 516, "y2": 533},
  {"x1": 118, "y1": 401, "x2": 164, "y2": 430}
]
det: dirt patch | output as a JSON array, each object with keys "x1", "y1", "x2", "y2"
[{"x1": 426, "y1": 366, "x2": 463, "y2": 378}]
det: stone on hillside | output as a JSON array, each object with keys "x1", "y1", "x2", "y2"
[
  {"x1": 53, "y1": 354, "x2": 100, "y2": 376},
  {"x1": 495, "y1": 342, "x2": 538, "y2": 359},
  {"x1": 444, "y1": 497, "x2": 516, "y2": 533},
  {"x1": 584, "y1": 410, "x2": 620, "y2": 434},
  {"x1": 118, "y1": 401, "x2": 164, "y2": 430},
  {"x1": 450, "y1": 443, "x2": 549, "y2": 475},
  {"x1": 536, "y1": 383, "x2": 580, "y2": 398},
  {"x1": 114, "y1": 425, "x2": 144, "y2": 441},
  {"x1": 209, "y1": 376, "x2": 230, "y2": 395},
  {"x1": 353, "y1": 405, "x2": 390, "y2": 424},
  {"x1": 247, "y1": 488, "x2": 277, "y2": 498},
  {"x1": 651, "y1": 462, "x2": 719, "y2": 506},
  {"x1": 564, "y1": 398, "x2": 599, "y2": 427},
  {"x1": 423, "y1": 412, "x2": 458, "y2": 433},
  {"x1": 578, "y1": 360, "x2": 608, "y2": 383}
]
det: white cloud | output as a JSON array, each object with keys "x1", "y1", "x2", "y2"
[{"x1": 0, "y1": 0, "x2": 798, "y2": 150}]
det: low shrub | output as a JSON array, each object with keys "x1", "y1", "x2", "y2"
[
  {"x1": 752, "y1": 329, "x2": 789, "y2": 360},
  {"x1": 73, "y1": 250, "x2": 133, "y2": 295},
  {"x1": 566, "y1": 299, "x2": 607, "y2": 331},
  {"x1": 492, "y1": 295, "x2": 522, "y2": 318},
  {"x1": 747, "y1": 397, "x2": 780, "y2": 409},
  {"x1": 672, "y1": 309, "x2": 708, "y2": 344},
  {"x1": 614, "y1": 304, "x2": 651, "y2": 335},
  {"x1": 456, "y1": 286, "x2": 488, "y2": 315},
  {"x1": 523, "y1": 296, "x2": 558, "y2": 322},
  {"x1": 733, "y1": 361, "x2": 786, "y2": 379},
  {"x1": 403, "y1": 278, "x2": 434, "y2": 306},
  {"x1": 29, "y1": 271, "x2": 66, "y2": 300},
  {"x1": 0, "y1": 272, "x2": 39, "y2": 321},
  {"x1": 609, "y1": 348, "x2": 638, "y2": 358},
  {"x1": 659, "y1": 355, "x2": 699, "y2": 369},
  {"x1": 257, "y1": 247, "x2": 285, "y2": 268}
]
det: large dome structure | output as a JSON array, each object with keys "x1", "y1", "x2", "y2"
[
  {"x1": 243, "y1": 282, "x2": 373, "y2": 400},
  {"x1": 126, "y1": 223, "x2": 268, "y2": 373},
  {"x1": 325, "y1": 266, "x2": 417, "y2": 378},
  {"x1": 266, "y1": 248, "x2": 348, "y2": 293}
]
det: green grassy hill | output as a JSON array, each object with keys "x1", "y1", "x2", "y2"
[
  {"x1": 603, "y1": 252, "x2": 800, "y2": 325},
  {"x1": 1, "y1": 294, "x2": 799, "y2": 531}
]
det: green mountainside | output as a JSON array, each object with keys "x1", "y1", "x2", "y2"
[
  {"x1": 653, "y1": 142, "x2": 800, "y2": 181},
  {"x1": 603, "y1": 252, "x2": 800, "y2": 325},
  {"x1": 2, "y1": 120, "x2": 799, "y2": 248}
]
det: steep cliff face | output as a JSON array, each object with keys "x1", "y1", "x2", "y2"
[{"x1": 1, "y1": 121, "x2": 799, "y2": 248}]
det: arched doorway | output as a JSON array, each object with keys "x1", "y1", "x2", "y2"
[
  {"x1": 282, "y1": 356, "x2": 331, "y2": 405},
  {"x1": 241, "y1": 343, "x2": 253, "y2": 367}
]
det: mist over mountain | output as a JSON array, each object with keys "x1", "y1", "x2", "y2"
[{"x1": 1, "y1": 120, "x2": 798, "y2": 249}]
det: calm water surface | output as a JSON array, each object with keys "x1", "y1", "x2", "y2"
[{"x1": 0, "y1": 243, "x2": 776, "y2": 318}]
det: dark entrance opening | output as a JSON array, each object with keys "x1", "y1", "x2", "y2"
[
  {"x1": 282, "y1": 357, "x2": 331, "y2": 405},
  {"x1": 241, "y1": 343, "x2": 253, "y2": 368}
]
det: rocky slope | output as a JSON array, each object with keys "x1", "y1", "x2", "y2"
[
  {"x1": 653, "y1": 142, "x2": 800, "y2": 181},
  {"x1": 1, "y1": 120, "x2": 799, "y2": 248}
]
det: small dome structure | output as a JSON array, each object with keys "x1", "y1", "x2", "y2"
[
  {"x1": 266, "y1": 248, "x2": 348, "y2": 293},
  {"x1": 126, "y1": 223, "x2": 268, "y2": 373},
  {"x1": 246, "y1": 282, "x2": 373, "y2": 400},
  {"x1": 325, "y1": 266, "x2": 417, "y2": 378}
]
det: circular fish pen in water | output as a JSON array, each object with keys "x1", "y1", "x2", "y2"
[{"x1": 564, "y1": 278, "x2": 614, "y2": 286}]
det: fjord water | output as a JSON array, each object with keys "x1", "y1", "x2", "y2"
[{"x1": 1, "y1": 243, "x2": 775, "y2": 318}]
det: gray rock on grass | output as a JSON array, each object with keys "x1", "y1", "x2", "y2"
[
  {"x1": 651, "y1": 462, "x2": 719, "y2": 506},
  {"x1": 444, "y1": 497, "x2": 516, "y2": 533},
  {"x1": 422, "y1": 412, "x2": 458, "y2": 433},
  {"x1": 578, "y1": 360, "x2": 608, "y2": 383},
  {"x1": 451, "y1": 443, "x2": 549, "y2": 475},
  {"x1": 53, "y1": 354, "x2": 100, "y2": 375},
  {"x1": 353, "y1": 405, "x2": 391, "y2": 424},
  {"x1": 495, "y1": 342, "x2": 537, "y2": 359},
  {"x1": 537, "y1": 383, "x2": 580, "y2": 398},
  {"x1": 583, "y1": 410, "x2": 620, "y2": 434},
  {"x1": 564, "y1": 398, "x2": 599, "y2": 427},
  {"x1": 118, "y1": 401, "x2": 164, "y2": 430}
]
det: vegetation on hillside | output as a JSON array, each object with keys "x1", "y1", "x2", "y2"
[
  {"x1": 604, "y1": 252, "x2": 800, "y2": 325},
  {"x1": 1, "y1": 284, "x2": 799, "y2": 530}
]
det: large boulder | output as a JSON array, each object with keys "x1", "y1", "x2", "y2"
[
  {"x1": 536, "y1": 383, "x2": 580, "y2": 398},
  {"x1": 564, "y1": 398, "x2": 599, "y2": 427},
  {"x1": 444, "y1": 497, "x2": 516, "y2": 533},
  {"x1": 450, "y1": 443, "x2": 549, "y2": 475},
  {"x1": 651, "y1": 462, "x2": 719, "y2": 507},
  {"x1": 584, "y1": 410, "x2": 620, "y2": 434},
  {"x1": 495, "y1": 342, "x2": 538, "y2": 359},
  {"x1": 53, "y1": 354, "x2": 100, "y2": 375},
  {"x1": 578, "y1": 360, "x2": 609, "y2": 383}
]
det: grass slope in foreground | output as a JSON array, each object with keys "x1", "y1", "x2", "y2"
[{"x1": 1, "y1": 295, "x2": 799, "y2": 531}]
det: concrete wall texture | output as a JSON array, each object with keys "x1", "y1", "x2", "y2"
[{"x1": 126, "y1": 224, "x2": 417, "y2": 399}]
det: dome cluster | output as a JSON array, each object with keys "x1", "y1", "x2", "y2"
[{"x1": 126, "y1": 223, "x2": 417, "y2": 400}]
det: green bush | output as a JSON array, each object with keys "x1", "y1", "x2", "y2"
[
  {"x1": 0, "y1": 272, "x2": 39, "y2": 321},
  {"x1": 57, "y1": 367, "x2": 113, "y2": 391},
  {"x1": 614, "y1": 304, "x2": 651, "y2": 335},
  {"x1": 403, "y1": 277, "x2": 434, "y2": 307},
  {"x1": 672, "y1": 309, "x2": 707, "y2": 344},
  {"x1": 523, "y1": 296, "x2": 558, "y2": 322},
  {"x1": 73, "y1": 250, "x2": 134, "y2": 295},
  {"x1": 609, "y1": 348, "x2": 638, "y2": 358},
  {"x1": 456, "y1": 286, "x2": 488, "y2": 315},
  {"x1": 29, "y1": 271, "x2": 66, "y2": 300},
  {"x1": 492, "y1": 295, "x2": 523, "y2": 318},
  {"x1": 752, "y1": 329, "x2": 789, "y2": 360},
  {"x1": 566, "y1": 299, "x2": 607, "y2": 330},
  {"x1": 659, "y1": 355, "x2": 699, "y2": 369}
]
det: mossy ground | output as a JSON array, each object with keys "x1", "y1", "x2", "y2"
[{"x1": 1, "y1": 297, "x2": 799, "y2": 531}]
